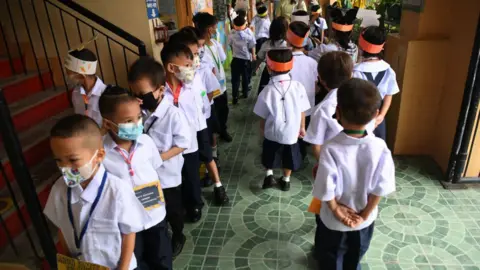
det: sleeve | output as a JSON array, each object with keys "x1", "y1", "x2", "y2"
[
  {"x1": 297, "y1": 83, "x2": 311, "y2": 113},
  {"x1": 117, "y1": 182, "x2": 146, "y2": 234},
  {"x1": 386, "y1": 68, "x2": 400, "y2": 96},
  {"x1": 146, "y1": 135, "x2": 163, "y2": 170},
  {"x1": 204, "y1": 69, "x2": 221, "y2": 94},
  {"x1": 303, "y1": 109, "x2": 328, "y2": 145},
  {"x1": 253, "y1": 91, "x2": 269, "y2": 119},
  {"x1": 321, "y1": 18, "x2": 328, "y2": 30},
  {"x1": 248, "y1": 30, "x2": 257, "y2": 49},
  {"x1": 43, "y1": 179, "x2": 63, "y2": 228},
  {"x1": 312, "y1": 147, "x2": 338, "y2": 201},
  {"x1": 371, "y1": 147, "x2": 396, "y2": 197},
  {"x1": 172, "y1": 111, "x2": 192, "y2": 149},
  {"x1": 251, "y1": 17, "x2": 257, "y2": 29}
]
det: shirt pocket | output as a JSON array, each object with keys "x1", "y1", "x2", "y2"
[
  {"x1": 84, "y1": 217, "x2": 120, "y2": 266},
  {"x1": 151, "y1": 130, "x2": 172, "y2": 152}
]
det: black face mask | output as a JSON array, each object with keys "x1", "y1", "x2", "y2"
[{"x1": 139, "y1": 92, "x2": 158, "y2": 111}]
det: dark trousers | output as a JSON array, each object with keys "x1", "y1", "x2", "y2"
[
  {"x1": 316, "y1": 219, "x2": 374, "y2": 270},
  {"x1": 182, "y1": 151, "x2": 203, "y2": 211},
  {"x1": 163, "y1": 186, "x2": 184, "y2": 241},
  {"x1": 214, "y1": 92, "x2": 229, "y2": 134},
  {"x1": 231, "y1": 57, "x2": 251, "y2": 99},
  {"x1": 374, "y1": 120, "x2": 386, "y2": 141},
  {"x1": 134, "y1": 219, "x2": 173, "y2": 270},
  {"x1": 258, "y1": 67, "x2": 270, "y2": 95},
  {"x1": 299, "y1": 116, "x2": 311, "y2": 160}
]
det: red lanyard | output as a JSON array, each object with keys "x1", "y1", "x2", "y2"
[
  {"x1": 82, "y1": 94, "x2": 89, "y2": 113},
  {"x1": 167, "y1": 82, "x2": 182, "y2": 106},
  {"x1": 114, "y1": 144, "x2": 137, "y2": 176}
]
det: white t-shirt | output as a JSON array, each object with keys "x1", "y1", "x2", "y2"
[
  {"x1": 71, "y1": 77, "x2": 106, "y2": 127},
  {"x1": 353, "y1": 60, "x2": 400, "y2": 99},
  {"x1": 290, "y1": 51, "x2": 318, "y2": 116},
  {"x1": 254, "y1": 73, "x2": 311, "y2": 145},
  {"x1": 310, "y1": 17, "x2": 328, "y2": 37},
  {"x1": 313, "y1": 132, "x2": 396, "y2": 231}
]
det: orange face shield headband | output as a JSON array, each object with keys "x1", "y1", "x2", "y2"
[
  {"x1": 286, "y1": 28, "x2": 307, "y2": 48},
  {"x1": 359, "y1": 34, "x2": 385, "y2": 54},
  {"x1": 332, "y1": 22, "x2": 354, "y2": 32},
  {"x1": 266, "y1": 55, "x2": 293, "y2": 73}
]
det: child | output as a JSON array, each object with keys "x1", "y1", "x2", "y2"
[
  {"x1": 64, "y1": 46, "x2": 106, "y2": 127},
  {"x1": 44, "y1": 114, "x2": 145, "y2": 269},
  {"x1": 312, "y1": 78, "x2": 395, "y2": 268},
  {"x1": 308, "y1": 3, "x2": 358, "y2": 62},
  {"x1": 169, "y1": 29, "x2": 230, "y2": 205},
  {"x1": 228, "y1": 15, "x2": 256, "y2": 104},
  {"x1": 128, "y1": 56, "x2": 191, "y2": 257},
  {"x1": 251, "y1": 3, "x2": 271, "y2": 59},
  {"x1": 257, "y1": 16, "x2": 289, "y2": 94},
  {"x1": 254, "y1": 49, "x2": 310, "y2": 191},
  {"x1": 99, "y1": 86, "x2": 172, "y2": 269},
  {"x1": 287, "y1": 21, "x2": 318, "y2": 160},
  {"x1": 353, "y1": 26, "x2": 400, "y2": 141},
  {"x1": 194, "y1": 12, "x2": 232, "y2": 142},
  {"x1": 310, "y1": 4, "x2": 327, "y2": 44}
]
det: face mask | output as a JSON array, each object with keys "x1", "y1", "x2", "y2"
[
  {"x1": 193, "y1": 55, "x2": 201, "y2": 70},
  {"x1": 139, "y1": 91, "x2": 159, "y2": 111},
  {"x1": 174, "y1": 65, "x2": 195, "y2": 84},
  {"x1": 117, "y1": 119, "x2": 143, "y2": 141},
  {"x1": 60, "y1": 150, "x2": 99, "y2": 188},
  {"x1": 67, "y1": 75, "x2": 82, "y2": 88}
]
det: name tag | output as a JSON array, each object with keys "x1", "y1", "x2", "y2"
[
  {"x1": 219, "y1": 79, "x2": 225, "y2": 86},
  {"x1": 57, "y1": 254, "x2": 109, "y2": 270},
  {"x1": 307, "y1": 197, "x2": 322, "y2": 214},
  {"x1": 134, "y1": 181, "x2": 164, "y2": 210},
  {"x1": 212, "y1": 89, "x2": 222, "y2": 99}
]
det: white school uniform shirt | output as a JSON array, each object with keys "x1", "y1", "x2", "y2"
[
  {"x1": 144, "y1": 98, "x2": 191, "y2": 188},
  {"x1": 251, "y1": 15, "x2": 271, "y2": 40},
  {"x1": 254, "y1": 74, "x2": 311, "y2": 145},
  {"x1": 228, "y1": 28, "x2": 256, "y2": 60},
  {"x1": 71, "y1": 77, "x2": 107, "y2": 127},
  {"x1": 164, "y1": 83, "x2": 199, "y2": 154},
  {"x1": 310, "y1": 17, "x2": 328, "y2": 37},
  {"x1": 44, "y1": 164, "x2": 145, "y2": 269},
  {"x1": 203, "y1": 39, "x2": 227, "y2": 92},
  {"x1": 313, "y1": 132, "x2": 396, "y2": 231},
  {"x1": 194, "y1": 66, "x2": 221, "y2": 118},
  {"x1": 290, "y1": 51, "x2": 318, "y2": 116},
  {"x1": 103, "y1": 134, "x2": 166, "y2": 229},
  {"x1": 257, "y1": 39, "x2": 288, "y2": 61},
  {"x1": 353, "y1": 60, "x2": 400, "y2": 99},
  {"x1": 189, "y1": 72, "x2": 209, "y2": 131},
  {"x1": 304, "y1": 89, "x2": 375, "y2": 145}
]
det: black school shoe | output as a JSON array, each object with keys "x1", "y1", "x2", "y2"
[
  {"x1": 213, "y1": 186, "x2": 229, "y2": 205},
  {"x1": 187, "y1": 208, "x2": 202, "y2": 223},
  {"x1": 278, "y1": 177, "x2": 291, "y2": 191},
  {"x1": 172, "y1": 234, "x2": 186, "y2": 258},
  {"x1": 262, "y1": 175, "x2": 276, "y2": 189}
]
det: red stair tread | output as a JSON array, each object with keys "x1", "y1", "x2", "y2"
[
  {"x1": 0, "y1": 57, "x2": 24, "y2": 79},
  {"x1": 1, "y1": 71, "x2": 53, "y2": 104}
]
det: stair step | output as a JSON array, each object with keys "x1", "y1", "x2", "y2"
[
  {"x1": 0, "y1": 57, "x2": 25, "y2": 79},
  {"x1": 0, "y1": 110, "x2": 73, "y2": 190},
  {"x1": 1, "y1": 71, "x2": 53, "y2": 104},
  {"x1": 0, "y1": 159, "x2": 60, "y2": 249}
]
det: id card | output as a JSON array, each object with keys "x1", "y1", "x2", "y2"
[
  {"x1": 212, "y1": 89, "x2": 222, "y2": 99},
  {"x1": 57, "y1": 254, "x2": 109, "y2": 270},
  {"x1": 134, "y1": 181, "x2": 164, "y2": 210}
]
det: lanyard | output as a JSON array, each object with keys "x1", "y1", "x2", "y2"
[
  {"x1": 344, "y1": 129, "x2": 366, "y2": 135},
  {"x1": 145, "y1": 116, "x2": 159, "y2": 134},
  {"x1": 271, "y1": 78, "x2": 292, "y2": 123},
  {"x1": 67, "y1": 171, "x2": 107, "y2": 252},
  {"x1": 82, "y1": 94, "x2": 89, "y2": 112},
  {"x1": 114, "y1": 142, "x2": 137, "y2": 176},
  {"x1": 167, "y1": 82, "x2": 182, "y2": 107},
  {"x1": 206, "y1": 44, "x2": 221, "y2": 72}
]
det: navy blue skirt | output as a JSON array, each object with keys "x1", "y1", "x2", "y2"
[{"x1": 261, "y1": 138, "x2": 302, "y2": 171}]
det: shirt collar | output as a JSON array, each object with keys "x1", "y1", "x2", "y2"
[
  {"x1": 324, "y1": 88, "x2": 338, "y2": 102},
  {"x1": 354, "y1": 60, "x2": 390, "y2": 72},
  {"x1": 152, "y1": 97, "x2": 171, "y2": 118},
  {"x1": 71, "y1": 164, "x2": 106, "y2": 203},
  {"x1": 79, "y1": 77, "x2": 105, "y2": 97},
  {"x1": 333, "y1": 131, "x2": 376, "y2": 145},
  {"x1": 103, "y1": 133, "x2": 143, "y2": 152},
  {"x1": 271, "y1": 73, "x2": 291, "y2": 82},
  {"x1": 292, "y1": 51, "x2": 305, "y2": 56}
]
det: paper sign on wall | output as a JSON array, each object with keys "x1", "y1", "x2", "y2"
[{"x1": 146, "y1": 0, "x2": 160, "y2": 19}]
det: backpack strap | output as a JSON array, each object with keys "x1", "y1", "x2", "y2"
[{"x1": 363, "y1": 70, "x2": 387, "y2": 87}]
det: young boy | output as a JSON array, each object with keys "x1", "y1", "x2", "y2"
[
  {"x1": 194, "y1": 12, "x2": 232, "y2": 142},
  {"x1": 312, "y1": 78, "x2": 395, "y2": 268},
  {"x1": 287, "y1": 21, "x2": 318, "y2": 160},
  {"x1": 44, "y1": 114, "x2": 145, "y2": 269},
  {"x1": 353, "y1": 26, "x2": 400, "y2": 141},
  {"x1": 65, "y1": 47, "x2": 106, "y2": 127},
  {"x1": 168, "y1": 30, "x2": 229, "y2": 205},
  {"x1": 251, "y1": 3, "x2": 271, "y2": 59},
  {"x1": 310, "y1": 5, "x2": 327, "y2": 44},
  {"x1": 254, "y1": 49, "x2": 310, "y2": 191},
  {"x1": 128, "y1": 56, "x2": 191, "y2": 257},
  {"x1": 228, "y1": 15, "x2": 256, "y2": 104},
  {"x1": 99, "y1": 86, "x2": 173, "y2": 269}
]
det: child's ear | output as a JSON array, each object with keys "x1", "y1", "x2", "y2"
[{"x1": 167, "y1": 63, "x2": 176, "y2": 74}]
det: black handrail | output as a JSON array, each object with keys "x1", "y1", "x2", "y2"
[{"x1": 54, "y1": 0, "x2": 147, "y2": 56}]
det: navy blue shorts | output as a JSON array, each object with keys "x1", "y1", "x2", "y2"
[
  {"x1": 261, "y1": 138, "x2": 302, "y2": 171},
  {"x1": 197, "y1": 128, "x2": 213, "y2": 163}
]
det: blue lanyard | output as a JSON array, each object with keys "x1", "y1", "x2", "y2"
[{"x1": 67, "y1": 171, "x2": 107, "y2": 251}]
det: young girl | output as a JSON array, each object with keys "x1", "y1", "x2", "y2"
[
  {"x1": 353, "y1": 26, "x2": 400, "y2": 141},
  {"x1": 257, "y1": 16, "x2": 289, "y2": 94},
  {"x1": 254, "y1": 49, "x2": 310, "y2": 191}
]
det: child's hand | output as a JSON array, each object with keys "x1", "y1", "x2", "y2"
[
  {"x1": 299, "y1": 127, "x2": 306, "y2": 138},
  {"x1": 375, "y1": 114, "x2": 385, "y2": 127},
  {"x1": 252, "y1": 55, "x2": 257, "y2": 61},
  {"x1": 344, "y1": 214, "x2": 364, "y2": 228},
  {"x1": 333, "y1": 204, "x2": 363, "y2": 228}
]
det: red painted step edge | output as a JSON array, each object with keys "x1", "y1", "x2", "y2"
[
  {"x1": 0, "y1": 57, "x2": 24, "y2": 79},
  {"x1": 3, "y1": 72, "x2": 53, "y2": 104}
]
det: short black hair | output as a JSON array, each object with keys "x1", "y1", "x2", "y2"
[
  {"x1": 289, "y1": 21, "x2": 310, "y2": 48},
  {"x1": 99, "y1": 85, "x2": 136, "y2": 118},
  {"x1": 256, "y1": 4, "x2": 267, "y2": 14},
  {"x1": 68, "y1": 48, "x2": 97, "y2": 62},
  {"x1": 180, "y1": 26, "x2": 203, "y2": 41},
  {"x1": 160, "y1": 42, "x2": 193, "y2": 67},
  {"x1": 318, "y1": 51, "x2": 353, "y2": 89},
  {"x1": 361, "y1": 26, "x2": 386, "y2": 58},
  {"x1": 233, "y1": 15, "x2": 246, "y2": 27},
  {"x1": 311, "y1": 5, "x2": 321, "y2": 13},
  {"x1": 269, "y1": 16, "x2": 289, "y2": 45},
  {"x1": 193, "y1": 12, "x2": 217, "y2": 38},
  {"x1": 267, "y1": 49, "x2": 292, "y2": 75},
  {"x1": 237, "y1": 9, "x2": 247, "y2": 19},
  {"x1": 169, "y1": 30, "x2": 199, "y2": 46},
  {"x1": 128, "y1": 56, "x2": 166, "y2": 88},
  {"x1": 292, "y1": 10, "x2": 309, "y2": 16},
  {"x1": 337, "y1": 78, "x2": 381, "y2": 125},
  {"x1": 50, "y1": 114, "x2": 102, "y2": 147}
]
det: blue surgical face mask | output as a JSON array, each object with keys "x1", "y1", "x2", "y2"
[
  {"x1": 117, "y1": 119, "x2": 143, "y2": 141},
  {"x1": 302, "y1": 36, "x2": 309, "y2": 47}
]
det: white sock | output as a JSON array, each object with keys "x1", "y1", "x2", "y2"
[
  {"x1": 266, "y1": 169, "x2": 273, "y2": 176},
  {"x1": 215, "y1": 182, "x2": 222, "y2": 187},
  {"x1": 283, "y1": 176, "x2": 290, "y2": 182},
  {"x1": 212, "y1": 146, "x2": 218, "y2": 158}
]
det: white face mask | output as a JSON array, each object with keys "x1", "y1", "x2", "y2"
[
  {"x1": 173, "y1": 64, "x2": 195, "y2": 84},
  {"x1": 60, "y1": 150, "x2": 99, "y2": 188},
  {"x1": 193, "y1": 55, "x2": 201, "y2": 70}
]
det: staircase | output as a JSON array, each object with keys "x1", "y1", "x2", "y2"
[{"x1": 0, "y1": 0, "x2": 147, "y2": 267}]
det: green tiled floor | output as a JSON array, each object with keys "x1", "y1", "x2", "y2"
[{"x1": 173, "y1": 72, "x2": 480, "y2": 269}]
